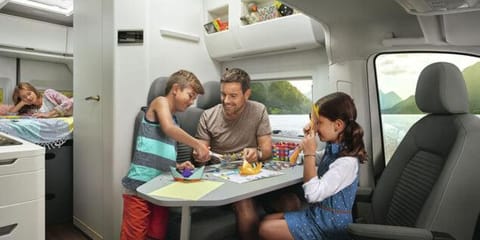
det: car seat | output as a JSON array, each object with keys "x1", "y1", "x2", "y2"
[{"x1": 348, "y1": 62, "x2": 480, "y2": 239}]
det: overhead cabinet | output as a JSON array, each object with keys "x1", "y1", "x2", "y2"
[
  {"x1": 203, "y1": 0, "x2": 324, "y2": 61},
  {"x1": 0, "y1": 13, "x2": 73, "y2": 57}
]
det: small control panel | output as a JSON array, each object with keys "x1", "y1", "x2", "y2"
[{"x1": 118, "y1": 30, "x2": 143, "y2": 44}]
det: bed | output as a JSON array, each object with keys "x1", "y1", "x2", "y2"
[{"x1": 0, "y1": 116, "x2": 73, "y2": 149}]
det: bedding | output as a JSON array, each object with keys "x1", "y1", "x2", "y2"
[{"x1": 0, "y1": 116, "x2": 73, "y2": 149}]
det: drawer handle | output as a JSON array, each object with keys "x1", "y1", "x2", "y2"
[
  {"x1": 0, "y1": 158, "x2": 17, "y2": 166},
  {"x1": 0, "y1": 223, "x2": 17, "y2": 236}
]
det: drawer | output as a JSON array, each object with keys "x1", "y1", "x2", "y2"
[
  {"x1": 0, "y1": 199, "x2": 44, "y2": 240},
  {"x1": 0, "y1": 170, "x2": 44, "y2": 206},
  {"x1": 0, "y1": 155, "x2": 44, "y2": 176}
]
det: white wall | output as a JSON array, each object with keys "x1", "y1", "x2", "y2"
[
  {"x1": 20, "y1": 59, "x2": 73, "y2": 91},
  {"x1": 147, "y1": 1, "x2": 221, "y2": 82},
  {"x1": 0, "y1": 56, "x2": 16, "y2": 104},
  {"x1": 112, "y1": 1, "x2": 220, "y2": 239}
]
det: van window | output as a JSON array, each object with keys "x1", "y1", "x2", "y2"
[
  {"x1": 250, "y1": 79, "x2": 312, "y2": 138},
  {"x1": 375, "y1": 53, "x2": 480, "y2": 164}
]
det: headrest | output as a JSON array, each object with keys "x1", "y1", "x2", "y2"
[
  {"x1": 197, "y1": 81, "x2": 221, "y2": 109},
  {"x1": 147, "y1": 77, "x2": 168, "y2": 105},
  {"x1": 415, "y1": 62, "x2": 469, "y2": 114}
]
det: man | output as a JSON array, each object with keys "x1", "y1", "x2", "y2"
[{"x1": 196, "y1": 68, "x2": 300, "y2": 240}]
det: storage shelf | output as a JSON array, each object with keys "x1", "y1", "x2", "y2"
[{"x1": 204, "y1": 9, "x2": 323, "y2": 61}]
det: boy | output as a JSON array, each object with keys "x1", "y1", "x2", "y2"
[{"x1": 121, "y1": 70, "x2": 210, "y2": 240}]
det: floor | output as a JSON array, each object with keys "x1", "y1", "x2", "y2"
[{"x1": 46, "y1": 223, "x2": 90, "y2": 240}]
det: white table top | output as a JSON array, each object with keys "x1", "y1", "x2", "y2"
[{"x1": 137, "y1": 165, "x2": 304, "y2": 207}]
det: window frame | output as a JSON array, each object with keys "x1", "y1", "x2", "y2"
[{"x1": 368, "y1": 50, "x2": 480, "y2": 180}]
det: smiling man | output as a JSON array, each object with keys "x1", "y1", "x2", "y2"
[
  {"x1": 196, "y1": 68, "x2": 300, "y2": 240},
  {"x1": 196, "y1": 68, "x2": 272, "y2": 163}
]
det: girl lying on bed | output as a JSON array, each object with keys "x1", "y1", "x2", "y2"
[{"x1": 6, "y1": 82, "x2": 73, "y2": 118}]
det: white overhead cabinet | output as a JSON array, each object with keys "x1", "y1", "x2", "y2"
[
  {"x1": 203, "y1": 0, "x2": 323, "y2": 61},
  {"x1": 0, "y1": 13, "x2": 73, "y2": 61}
]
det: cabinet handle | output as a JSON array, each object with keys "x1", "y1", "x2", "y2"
[
  {"x1": 0, "y1": 158, "x2": 17, "y2": 166},
  {"x1": 85, "y1": 95, "x2": 100, "y2": 101},
  {"x1": 0, "y1": 223, "x2": 18, "y2": 236}
]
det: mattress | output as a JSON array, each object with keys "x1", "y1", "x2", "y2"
[{"x1": 0, "y1": 116, "x2": 73, "y2": 149}]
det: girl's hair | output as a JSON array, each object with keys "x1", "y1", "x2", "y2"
[
  {"x1": 314, "y1": 92, "x2": 367, "y2": 163},
  {"x1": 12, "y1": 82, "x2": 41, "y2": 115},
  {"x1": 165, "y1": 69, "x2": 204, "y2": 95}
]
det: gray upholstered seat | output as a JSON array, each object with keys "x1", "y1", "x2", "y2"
[
  {"x1": 131, "y1": 76, "x2": 168, "y2": 158},
  {"x1": 175, "y1": 80, "x2": 221, "y2": 163},
  {"x1": 348, "y1": 62, "x2": 480, "y2": 239}
]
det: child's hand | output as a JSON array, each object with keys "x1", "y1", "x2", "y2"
[
  {"x1": 302, "y1": 130, "x2": 317, "y2": 156},
  {"x1": 176, "y1": 161, "x2": 195, "y2": 170},
  {"x1": 193, "y1": 143, "x2": 210, "y2": 162},
  {"x1": 303, "y1": 119, "x2": 316, "y2": 136}
]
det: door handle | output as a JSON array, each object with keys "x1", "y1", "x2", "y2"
[{"x1": 85, "y1": 95, "x2": 100, "y2": 102}]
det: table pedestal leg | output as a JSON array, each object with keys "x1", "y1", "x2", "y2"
[{"x1": 180, "y1": 206, "x2": 191, "y2": 240}]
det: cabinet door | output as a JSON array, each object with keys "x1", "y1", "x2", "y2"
[{"x1": 0, "y1": 13, "x2": 67, "y2": 54}]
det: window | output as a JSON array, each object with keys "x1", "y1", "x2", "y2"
[
  {"x1": 375, "y1": 53, "x2": 480, "y2": 164},
  {"x1": 250, "y1": 79, "x2": 312, "y2": 138}
]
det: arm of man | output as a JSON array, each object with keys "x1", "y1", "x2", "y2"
[
  {"x1": 257, "y1": 134, "x2": 272, "y2": 161},
  {"x1": 254, "y1": 104, "x2": 273, "y2": 162},
  {"x1": 243, "y1": 134, "x2": 272, "y2": 162}
]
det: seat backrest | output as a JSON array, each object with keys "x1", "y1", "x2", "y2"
[
  {"x1": 131, "y1": 77, "x2": 168, "y2": 158},
  {"x1": 370, "y1": 62, "x2": 480, "y2": 239},
  {"x1": 175, "y1": 81, "x2": 220, "y2": 163}
]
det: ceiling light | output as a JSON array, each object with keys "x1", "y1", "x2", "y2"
[{"x1": 8, "y1": 0, "x2": 73, "y2": 16}]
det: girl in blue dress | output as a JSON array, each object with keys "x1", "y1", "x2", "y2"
[{"x1": 259, "y1": 92, "x2": 367, "y2": 240}]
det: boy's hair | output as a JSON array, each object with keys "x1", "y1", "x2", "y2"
[
  {"x1": 314, "y1": 92, "x2": 367, "y2": 163},
  {"x1": 165, "y1": 70, "x2": 204, "y2": 95},
  {"x1": 12, "y1": 82, "x2": 41, "y2": 114},
  {"x1": 220, "y1": 68, "x2": 250, "y2": 93}
]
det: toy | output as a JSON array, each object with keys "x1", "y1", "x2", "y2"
[
  {"x1": 289, "y1": 146, "x2": 302, "y2": 166},
  {"x1": 239, "y1": 160, "x2": 262, "y2": 176},
  {"x1": 274, "y1": 0, "x2": 294, "y2": 16},
  {"x1": 240, "y1": 2, "x2": 261, "y2": 25},
  {"x1": 223, "y1": 151, "x2": 243, "y2": 161},
  {"x1": 181, "y1": 168, "x2": 193, "y2": 177},
  {"x1": 212, "y1": 18, "x2": 228, "y2": 32},
  {"x1": 203, "y1": 22, "x2": 217, "y2": 34},
  {"x1": 170, "y1": 166, "x2": 205, "y2": 182}
]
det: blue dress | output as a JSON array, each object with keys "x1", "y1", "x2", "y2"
[{"x1": 284, "y1": 143, "x2": 358, "y2": 240}]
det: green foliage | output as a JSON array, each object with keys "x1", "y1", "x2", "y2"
[
  {"x1": 462, "y1": 62, "x2": 480, "y2": 114},
  {"x1": 250, "y1": 81, "x2": 311, "y2": 114}
]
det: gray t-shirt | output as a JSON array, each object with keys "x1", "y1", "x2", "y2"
[{"x1": 196, "y1": 100, "x2": 271, "y2": 154}]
